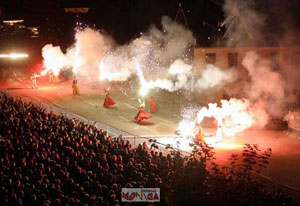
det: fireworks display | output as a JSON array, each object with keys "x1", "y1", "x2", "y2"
[{"x1": 40, "y1": 15, "x2": 291, "y2": 144}]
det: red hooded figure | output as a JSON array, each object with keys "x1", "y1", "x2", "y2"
[
  {"x1": 150, "y1": 97, "x2": 156, "y2": 113},
  {"x1": 135, "y1": 99, "x2": 152, "y2": 123},
  {"x1": 103, "y1": 89, "x2": 115, "y2": 107}
]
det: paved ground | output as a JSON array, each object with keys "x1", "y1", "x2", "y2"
[{"x1": 1, "y1": 76, "x2": 300, "y2": 200}]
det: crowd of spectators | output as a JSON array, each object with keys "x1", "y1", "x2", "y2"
[
  {"x1": 0, "y1": 92, "x2": 173, "y2": 205},
  {"x1": 0, "y1": 91, "x2": 298, "y2": 205}
]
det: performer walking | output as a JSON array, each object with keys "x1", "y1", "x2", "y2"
[
  {"x1": 103, "y1": 88, "x2": 116, "y2": 107},
  {"x1": 31, "y1": 72, "x2": 40, "y2": 89},
  {"x1": 72, "y1": 76, "x2": 79, "y2": 95},
  {"x1": 150, "y1": 96, "x2": 156, "y2": 113},
  {"x1": 135, "y1": 99, "x2": 152, "y2": 123}
]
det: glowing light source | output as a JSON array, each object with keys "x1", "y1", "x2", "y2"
[
  {"x1": 72, "y1": 37, "x2": 81, "y2": 74},
  {"x1": 0, "y1": 53, "x2": 29, "y2": 59},
  {"x1": 178, "y1": 120, "x2": 196, "y2": 137},
  {"x1": 139, "y1": 87, "x2": 149, "y2": 97},
  {"x1": 41, "y1": 44, "x2": 68, "y2": 77},
  {"x1": 2, "y1": 20, "x2": 24, "y2": 24},
  {"x1": 40, "y1": 70, "x2": 47, "y2": 76}
]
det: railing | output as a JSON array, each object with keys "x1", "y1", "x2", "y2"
[
  {"x1": 1, "y1": 89, "x2": 299, "y2": 198},
  {"x1": 1, "y1": 89, "x2": 190, "y2": 155}
]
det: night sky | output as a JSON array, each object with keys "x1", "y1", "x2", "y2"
[{"x1": 1, "y1": 0, "x2": 300, "y2": 48}]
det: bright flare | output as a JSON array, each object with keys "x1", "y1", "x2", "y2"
[
  {"x1": 178, "y1": 98, "x2": 255, "y2": 143},
  {"x1": 178, "y1": 120, "x2": 196, "y2": 137},
  {"x1": 99, "y1": 58, "x2": 124, "y2": 81},
  {"x1": 0, "y1": 53, "x2": 28, "y2": 59},
  {"x1": 41, "y1": 44, "x2": 68, "y2": 76},
  {"x1": 139, "y1": 87, "x2": 149, "y2": 97},
  {"x1": 72, "y1": 38, "x2": 81, "y2": 74},
  {"x1": 40, "y1": 70, "x2": 47, "y2": 76},
  {"x1": 196, "y1": 98, "x2": 254, "y2": 139}
]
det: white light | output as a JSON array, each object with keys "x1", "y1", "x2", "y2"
[
  {"x1": 3, "y1": 20, "x2": 24, "y2": 24},
  {"x1": 139, "y1": 87, "x2": 149, "y2": 97},
  {"x1": 0, "y1": 53, "x2": 29, "y2": 59}
]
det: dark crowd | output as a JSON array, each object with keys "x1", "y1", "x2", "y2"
[
  {"x1": 0, "y1": 92, "x2": 170, "y2": 205},
  {"x1": 0, "y1": 91, "x2": 298, "y2": 206}
]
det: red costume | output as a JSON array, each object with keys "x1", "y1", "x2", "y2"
[
  {"x1": 103, "y1": 92, "x2": 115, "y2": 107},
  {"x1": 135, "y1": 103, "x2": 152, "y2": 123},
  {"x1": 150, "y1": 97, "x2": 156, "y2": 113},
  {"x1": 194, "y1": 124, "x2": 205, "y2": 143}
]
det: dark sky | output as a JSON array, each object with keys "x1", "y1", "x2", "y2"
[
  {"x1": 1, "y1": 0, "x2": 300, "y2": 47},
  {"x1": 0, "y1": 0, "x2": 224, "y2": 46}
]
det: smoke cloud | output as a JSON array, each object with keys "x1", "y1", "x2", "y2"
[
  {"x1": 99, "y1": 16, "x2": 237, "y2": 93},
  {"x1": 41, "y1": 16, "x2": 238, "y2": 94},
  {"x1": 42, "y1": 44, "x2": 69, "y2": 76},
  {"x1": 42, "y1": 28, "x2": 113, "y2": 81},
  {"x1": 242, "y1": 51, "x2": 286, "y2": 120},
  {"x1": 222, "y1": 0, "x2": 265, "y2": 46},
  {"x1": 100, "y1": 16, "x2": 196, "y2": 82},
  {"x1": 73, "y1": 28, "x2": 113, "y2": 81},
  {"x1": 195, "y1": 64, "x2": 237, "y2": 91}
]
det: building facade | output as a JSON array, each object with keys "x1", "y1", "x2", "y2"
[{"x1": 192, "y1": 46, "x2": 300, "y2": 103}]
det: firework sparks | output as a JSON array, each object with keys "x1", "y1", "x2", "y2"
[
  {"x1": 134, "y1": 59, "x2": 151, "y2": 97},
  {"x1": 178, "y1": 120, "x2": 196, "y2": 137},
  {"x1": 72, "y1": 34, "x2": 81, "y2": 74},
  {"x1": 178, "y1": 98, "x2": 255, "y2": 143}
]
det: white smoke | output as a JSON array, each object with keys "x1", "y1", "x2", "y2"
[
  {"x1": 242, "y1": 51, "x2": 286, "y2": 119},
  {"x1": 132, "y1": 59, "x2": 237, "y2": 93},
  {"x1": 41, "y1": 28, "x2": 113, "y2": 82},
  {"x1": 74, "y1": 28, "x2": 113, "y2": 81},
  {"x1": 195, "y1": 64, "x2": 237, "y2": 91},
  {"x1": 222, "y1": 0, "x2": 265, "y2": 46},
  {"x1": 42, "y1": 44, "x2": 69, "y2": 76},
  {"x1": 99, "y1": 16, "x2": 197, "y2": 88},
  {"x1": 148, "y1": 16, "x2": 195, "y2": 61},
  {"x1": 41, "y1": 16, "x2": 237, "y2": 93}
]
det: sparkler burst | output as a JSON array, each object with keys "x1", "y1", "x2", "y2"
[
  {"x1": 72, "y1": 38, "x2": 81, "y2": 74},
  {"x1": 178, "y1": 98, "x2": 255, "y2": 143}
]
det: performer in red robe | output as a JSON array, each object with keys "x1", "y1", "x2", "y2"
[
  {"x1": 150, "y1": 96, "x2": 156, "y2": 113},
  {"x1": 103, "y1": 89, "x2": 115, "y2": 107},
  {"x1": 135, "y1": 100, "x2": 152, "y2": 123},
  {"x1": 194, "y1": 123, "x2": 205, "y2": 144}
]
